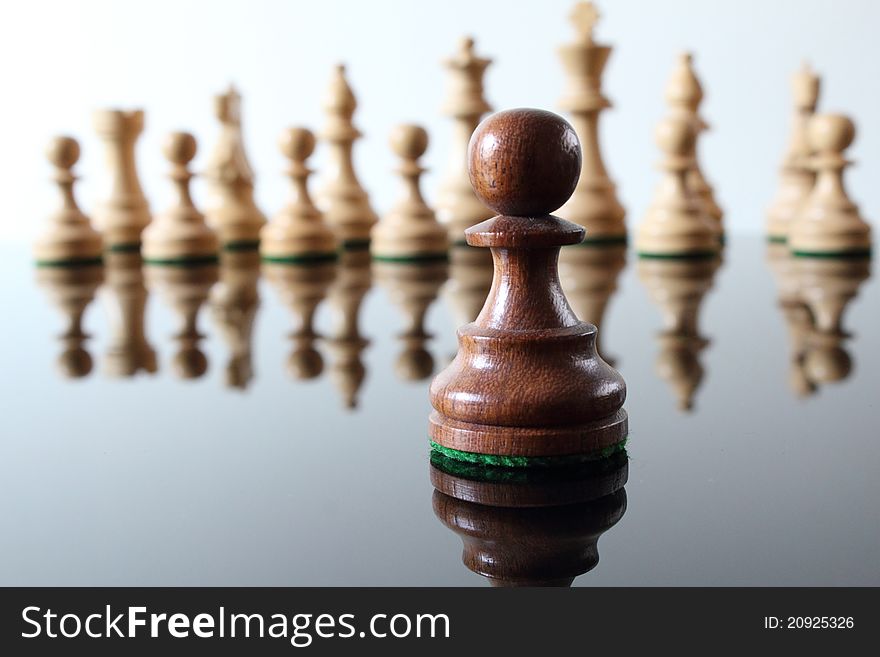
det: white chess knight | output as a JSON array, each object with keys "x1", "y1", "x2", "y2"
[
  {"x1": 788, "y1": 113, "x2": 872, "y2": 256},
  {"x1": 203, "y1": 85, "x2": 267, "y2": 248}
]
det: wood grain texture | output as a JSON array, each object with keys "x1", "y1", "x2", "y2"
[
  {"x1": 430, "y1": 108, "x2": 627, "y2": 459},
  {"x1": 467, "y1": 108, "x2": 581, "y2": 217}
]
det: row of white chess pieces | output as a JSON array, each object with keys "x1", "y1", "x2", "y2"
[
  {"x1": 36, "y1": 55, "x2": 871, "y2": 270},
  {"x1": 32, "y1": 0, "x2": 872, "y2": 269}
]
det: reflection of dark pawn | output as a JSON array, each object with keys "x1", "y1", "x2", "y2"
[
  {"x1": 558, "y1": 244, "x2": 626, "y2": 366},
  {"x1": 263, "y1": 261, "x2": 336, "y2": 381},
  {"x1": 103, "y1": 252, "x2": 157, "y2": 377},
  {"x1": 36, "y1": 265, "x2": 104, "y2": 378},
  {"x1": 326, "y1": 251, "x2": 372, "y2": 408},
  {"x1": 210, "y1": 252, "x2": 261, "y2": 389},
  {"x1": 375, "y1": 261, "x2": 448, "y2": 381},
  {"x1": 795, "y1": 257, "x2": 870, "y2": 389},
  {"x1": 34, "y1": 136, "x2": 103, "y2": 265},
  {"x1": 430, "y1": 109, "x2": 628, "y2": 465},
  {"x1": 146, "y1": 264, "x2": 219, "y2": 379},
  {"x1": 637, "y1": 257, "x2": 720, "y2": 412},
  {"x1": 430, "y1": 448, "x2": 628, "y2": 586}
]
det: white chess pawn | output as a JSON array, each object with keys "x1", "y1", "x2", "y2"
[
  {"x1": 203, "y1": 85, "x2": 267, "y2": 248},
  {"x1": 665, "y1": 53, "x2": 723, "y2": 238},
  {"x1": 316, "y1": 64, "x2": 378, "y2": 247},
  {"x1": 788, "y1": 114, "x2": 872, "y2": 256},
  {"x1": 372, "y1": 125, "x2": 448, "y2": 261},
  {"x1": 34, "y1": 136, "x2": 103, "y2": 265},
  {"x1": 766, "y1": 63, "x2": 821, "y2": 242},
  {"x1": 142, "y1": 132, "x2": 219, "y2": 263},
  {"x1": 261, "y1": 127, "x2": 337, "y2": 262},
  {"x1": 435, "y1": 37, "x2": 494, "y2": 243},
  {"x1": 636, "y1": 114, "x2": 719, "y2": 257}
]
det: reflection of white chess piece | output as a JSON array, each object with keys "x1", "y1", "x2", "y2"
[
  {"x1": 435, "y1": 37, "x2": 494, "y2": 243},
  {"x1": 146, "y1": 264, "x2": 219, "y2": 380},
  {"x1": 142, "y1": 132, "x2": 219, "y2": 263},
  {"x1": 263, "y1": 262, "x2": 336, "y2": 381},
  {"x1": 557, "y1": 2, "x2": 626, "y2": 243},
  {"x1": 316, "y1": 65, "x2": 378, "y2": 247},
  {"x1": 789, "y1": 114, "x2": 872, "y2": 256},
  {"x1": 375, "y1": 261, "x2": 448, "y2": 381},
  {"x1": 35, "y1": 136, "x2": 103, "y2": 265},
  {"x1": 637, "y1": 257, "x2": 720, "y2": 412},
  {"x1": 261, "y1": 127, "x2": 337, "y2": 262},
  {"x1": 210, "y1": 252, "x2": 261, "y2": 389},
  {"x1": 326, "y1": 251, "x2": 371, "y2": 408},
  {"x1": 204, "y1": 85, "x2": 266, "y2": 248},
  {"x1": 92, "y1": 109, "x2": 151, "y2": 249},
  {"x1": 36, "y1": 265, "x2": 104, "y2": 378},
  {"x1": 372, "y1": 125, "x2": 448, "y2": 261},
  {"x1": 103, "y1": 252, "x2": 157, "y2": 378},
  {"x1": 766, "y1": 63, "x2": 821, "y2": 242}
]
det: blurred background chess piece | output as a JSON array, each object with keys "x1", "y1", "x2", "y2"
[
  {"x1": 788, "y1": 114, "x2": 872, "y2": 257},
  {"x1": 435, "y1": 36, "x2": 494, "y2": 243},
  {"x1": 325, "y1": 250, "x2": 372, "y2": 408},
  {"x1": 558, "y1": 243, "x2": 627, "y2": 367},
  {"x1": 146, "y1": 263, "x2": 218, "y2": 380},
  {"x1": 316, "y1": 65, "x2": 378, "y2": 248},
  {"x1": 92, "y1": 109, "x2": 151, "y2": 250},
  {"x1": 204, "y1": 85, "x2": 267, "y2": 249},
  {"x1": 637, "y1": 256, "x2": 721, "y2": 412},
  {"x1": 766, "y1": 63, "x2": 821, "y2": 243},
  {"x1": 34, "y1": 136, "x2": 103, "y2": 266},
  {"x1": 102, "y1": 252, "x2": 157, "y2": 378},
  {"x1": 665, "y1": 52, "x2": 724, "y2": 240},
  {"x1": 142, "y1": 132, "x2": 219, "y2": 264},
  {"x1": 375, "y1": 261, "x2": 448, "y2": 382},
  {"x1": 36, "y1": 264, "x2": 104, "y2": 378},
  {"x1": 210, "y1": 251, "x2": 261, "y2": 389},
  {"x1": 557, "y1": 1, "x2": 626, "y2": 243},
  {"x1": 263, "y1": 260, "x2": 336, "y2": 381},
  {"x1": 431, "y1": 447, "x2": 627, "y2": 586}
]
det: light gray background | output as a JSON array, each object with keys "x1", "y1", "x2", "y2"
[{"x1": 1, "y1": 0, "x2": 878, "y2": 242}]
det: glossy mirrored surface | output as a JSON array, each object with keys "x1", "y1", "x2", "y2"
[{"x1": 0, "y1": 237, "x2": 877, "y2": 586}]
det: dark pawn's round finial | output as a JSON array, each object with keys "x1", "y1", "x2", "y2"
[{"x1": 468, "y1": 108, "x2": 582, "y2": 217}]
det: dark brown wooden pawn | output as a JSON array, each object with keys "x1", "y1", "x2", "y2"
[
  {"x1": 430, "y1": 450, "x2": 628, "y2": 586},
  {"x1": 429, "y1": 108, "x2": 627, "y2": 464}
]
